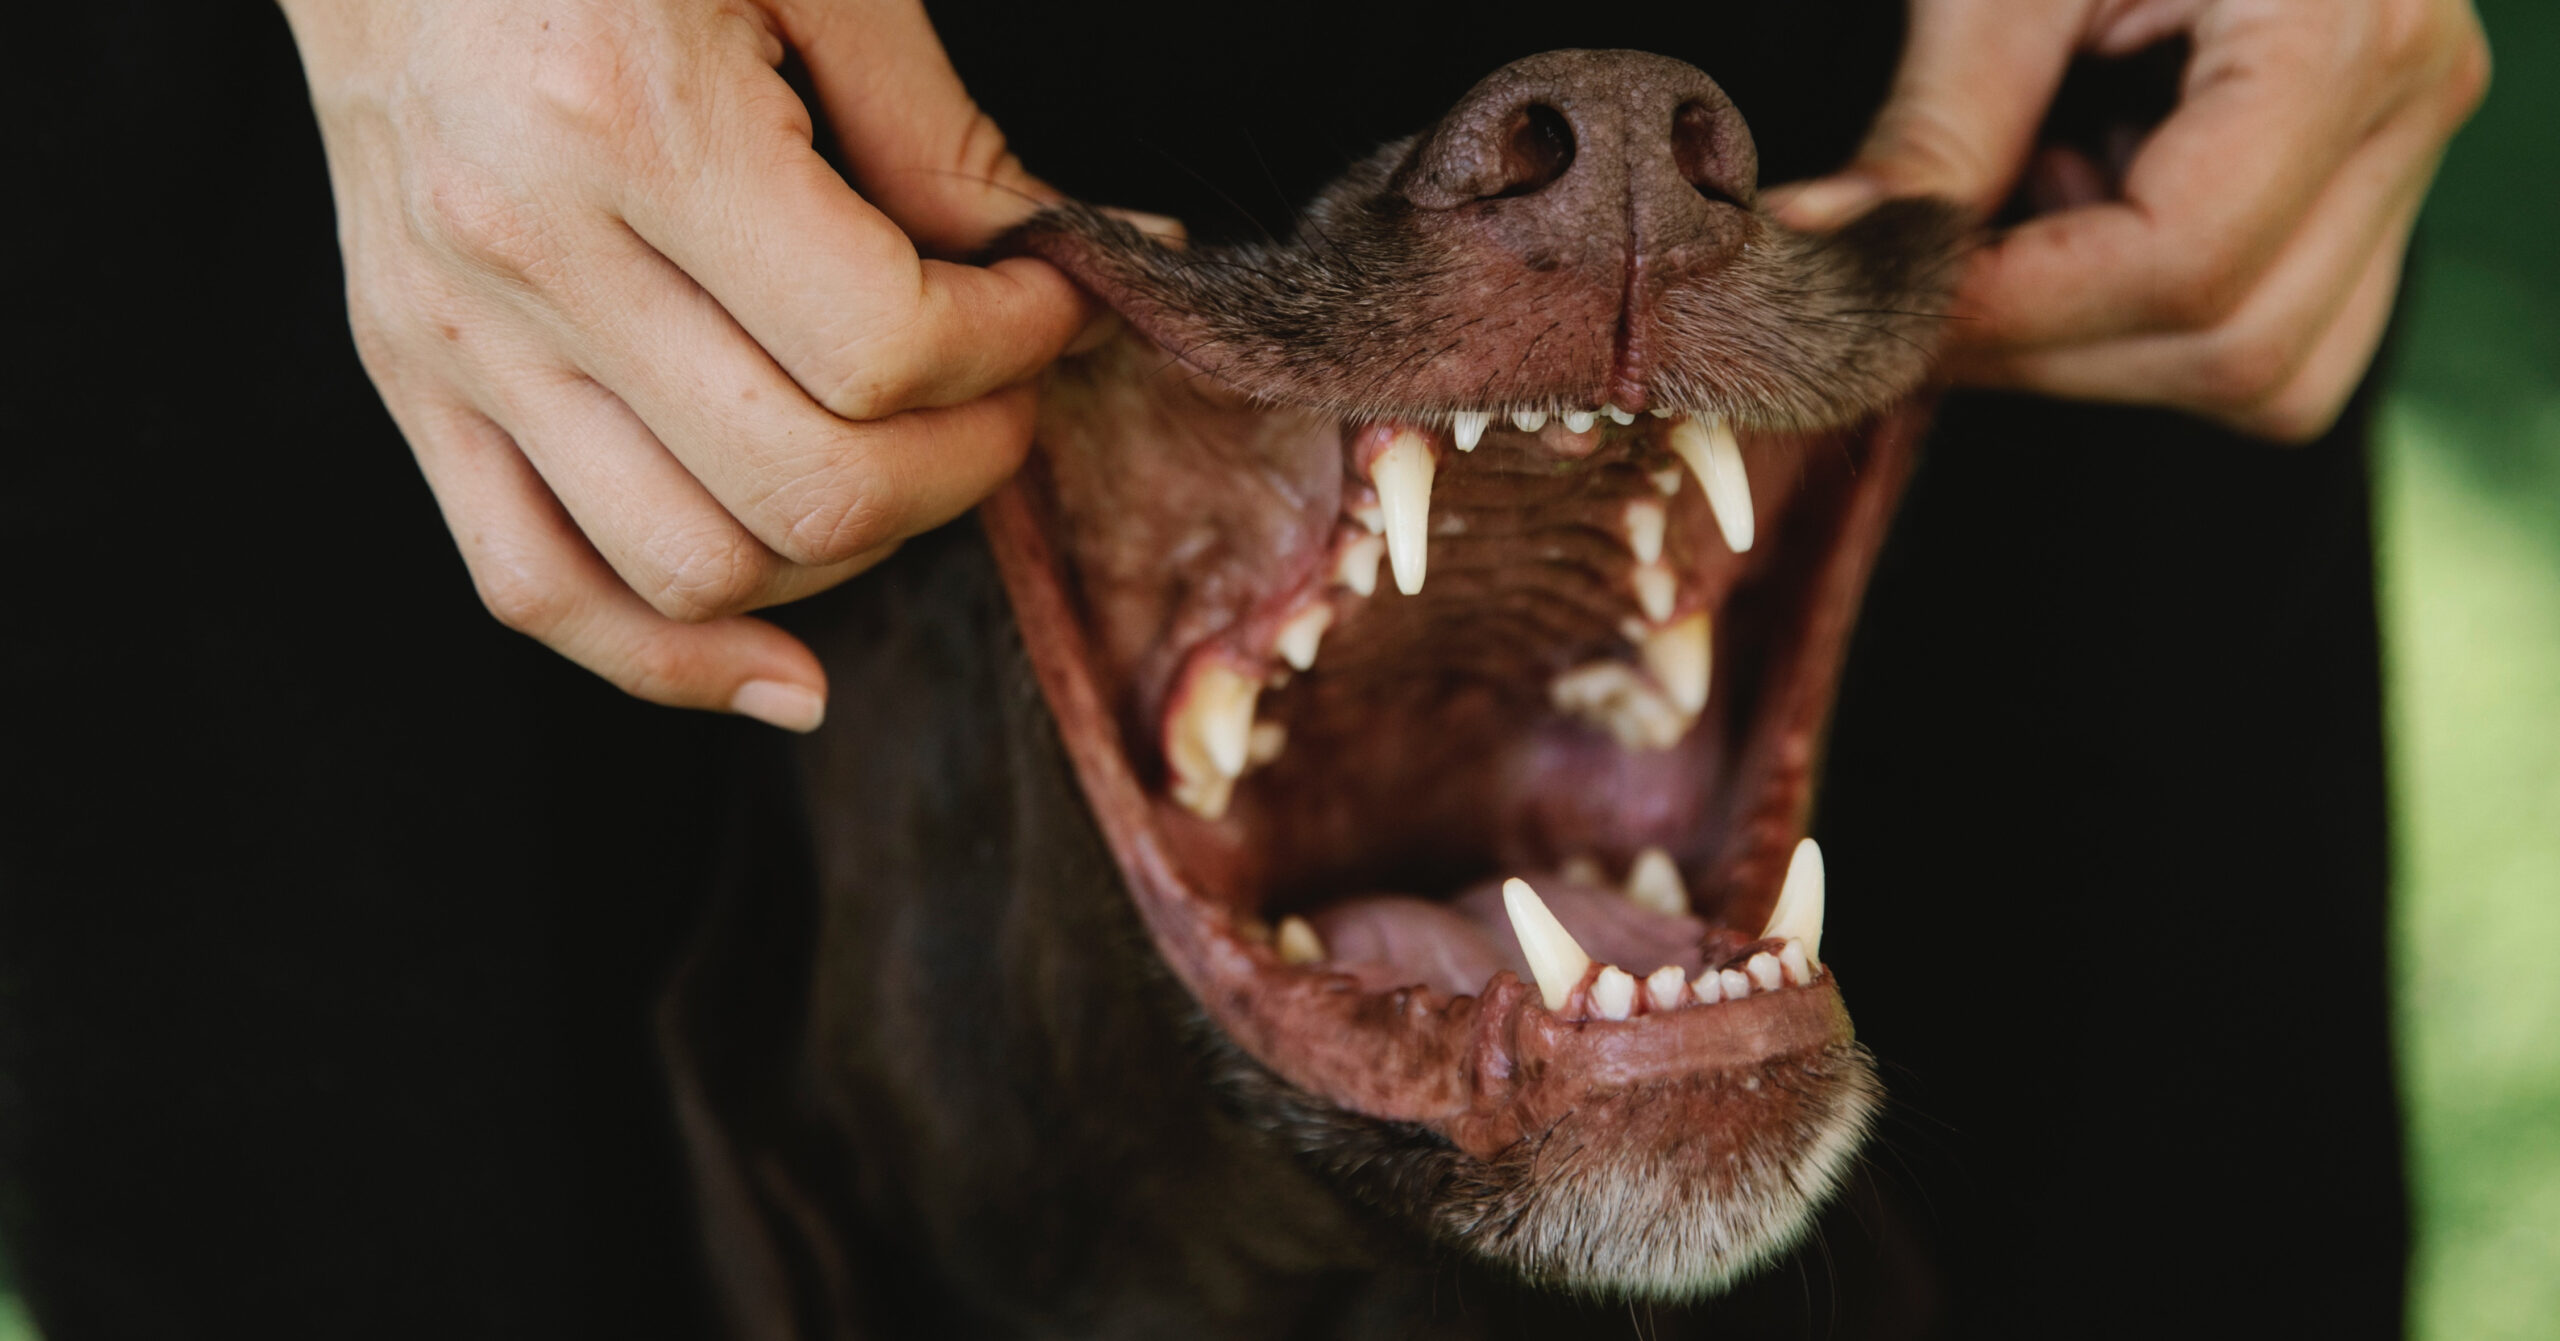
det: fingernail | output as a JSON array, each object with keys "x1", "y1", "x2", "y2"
[
  {"x1": 1770, "y1": 175, "x2": 1883, "y2": 231},
  {"x1": 730, "y1": 679, "x2": 826, "y2": 734}
]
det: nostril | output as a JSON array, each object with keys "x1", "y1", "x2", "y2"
[
  {"x1": 1673, "y1": 101, "x2": 1750, "y2": 207},
  {"x1": 1488, "y1": 103, "x2": 1576, "y2": 199}
]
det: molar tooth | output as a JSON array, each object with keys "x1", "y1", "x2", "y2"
[
  {"x1": 1623, "y1": 847, "x2": 1688, "y2": 916},
  {"x1": 1591, "y1": 966, "x2": 1638, "y2": 1020},
  {"x1": 1761, "y1": 836, "x2": 1826, "y2": 967},
  {"x1": 1778, "y1": 940, "x2": 1813, "y2": 986},
  {"x1": 1370, "y1": 429, "x2": 1436, "y2": 596},
  {"x1": 1246, "y1": 720, "x2": 1287, "y2": 767},
  {"x1": 1668, "y1": 414, "x2": 1755, "y2": 554},
  {"x1": 1603, "y1": 404, "x2": 1636, "y2": 425},
  {"x1": 1550, "y1": 662, "x2": 1688, "y2": 750},
  {"x1": 1350, "y1": 499, "x2": 1385, "y2": 535},
  {"x1": 1718, "y1": 967, "x2": 1752, "y2": 1000},
  {"x1": 1692, "y1": 970, "x2": 1724, "y2": 1004},
  {"x1": 1274, "y1": 603, "x2": 1333, "y2": 671},
  {"x1": 1512, "y1": 409, "x2": 1548, "y2": 432},
  {"x1": 1166, "y1": 663, "x2": 1260, "y2": 819},
  {"x1": 1632, "y1": 561, "x2": 1676, "y2": 624},
  {"x1": 1641, "y1": 611, "x2": 1712, "y2": 715},
  {"x1": 1333, "y1": 533, "x2": 1385, "y2": 597},
  {"x1": 1623, "y1": 498, "x2": 1666, "y2": 566},
  {"x1": 1501, "y1": 877, "x2": 1593, "y2": 1012},
  {"x1": 1562, "y1": 409, "x2": 1597, "y2": 434},
  {"x1": 1451, "y1": 410, "x2": 1490, "y2": 451},
  {"x1": 1645, "y1": 965, "x2": 1688, "y2": 1012},
  {"x1": 1276, "y1": 915, "x2": 1326, "y2": 965},
  {"x1": 1651, "y1": 466, "x2": 1684, "y2": 497},
  {"x1": 1745, "y1": 951, "x2": 1784, "y2": 993}
]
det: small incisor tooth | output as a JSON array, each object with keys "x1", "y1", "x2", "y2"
[
  {"x1": 1667, "y1": 414, "x2": 1756, "y2": 554},
  {"x1": 1276, "y1": 915, "x2": 1326, "y2": 965},
  {"x1": 1452, "y1": 410, "x2": 1490, "y2": 451},
  {"x1": 1274, "y1": 603, "x2": 1333, "y2": 671},
  {"x1": 1718, "y1": 967, "x2": 1752, "y2": 1000},
  {"x1": 1693, "y1": 970, "x2": 1724, "y2": 1004},
  {"x1": 1166, "y1": 663, "x2": 1260, "y2": 819},
  {"x1": 1623, "y1": 498, "x2": 1666, "y2": 566},
  {"x1": 1512, "y1": 409, "x2": 1548, "y2": 432},
  {"x1": 1641, "y1": 611, "x2": 1712, "y2": 715},
  {"x1": 1562, "y1": 409, "x2": 1597, "y2": 433},
  {"x1": 1333, "y1": 533, "x2": 1385, "y2": 597},
  {"x1": 1370, "y1": 429, "x2": 1436, "y2": 596},
  {"x1": 1645, "y1": 965, "x2": 1688, "y2": 1012},
  {"x1": 1762, "y1": 836, "x2": 1826, "y2": 966},
  {"x1": 1623, "y1": 847, "x2": 1688, "y2": 916},
  {"x1": 1632, "y1": 561, "x2": 1676, "y2": 624},
  {"x1": 1778, "y1": 940, "x2": 1813, "y2": 986},
  {"x1": 1745, "y1": 951, "x2": 1784, "y2": 992},
  {"x1": 1501, "y1": 877, "x2": 1593, "y2": 1012},
  {"x1": 1602, "y1": 404, "x2": 1636, "y2": 425},
  {"x1": 1591, "y1": 965, "x2": 1638, "y2": 1020}
]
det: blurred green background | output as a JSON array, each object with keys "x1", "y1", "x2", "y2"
[{"x1": 2, "y1": 5, "x2": 2553, "y2": 1338}]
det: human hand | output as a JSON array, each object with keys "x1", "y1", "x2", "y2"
[
  {"x1": 278, "y1": 0, "x2": 1095, "y2": 730},
  {"x1": 1772, "y1": 0, "x2": 2489, "y2": 441}
]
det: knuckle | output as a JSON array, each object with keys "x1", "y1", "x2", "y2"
[
  {"x1": 409, "y1": 156, "x2": 549, "y2": 275},
  {"x1": 1870, "y1": 99, "x2": 2003, "y2": 203},
  {"x1": 613, "y1": 629, "x2": 702, "y2": 706},
  {"x1": 771, "y1": 456, "x2": 900, "y2": 568},
  {"x1": 641, "y1": 525, "x2": 774, "y2": 623},
  {"x1": 2188, "y1": 329, "x2": 2304, "y2": 415},
  {"x1": 810, "y1": 327, "x2": 926, "y2": 423},
  {"x1": 2149, "y1": 243, "x2": 2258, "y2": 331},
  {"x1": 473, "y1": 559, "x2": 570, "y2": 638}
]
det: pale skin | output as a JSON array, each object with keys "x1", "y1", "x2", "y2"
[{"x1": 281, "y1": 0, "x2": 2487, "y2": 729}]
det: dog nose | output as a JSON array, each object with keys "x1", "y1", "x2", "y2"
[{"x1": 1400, "y1": 49, "x2": 1758, "y2": 253}]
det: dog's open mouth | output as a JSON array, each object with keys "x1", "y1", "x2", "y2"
[{"x1": 983, "y1": 50, "x2": 1961, "y2": 1294}]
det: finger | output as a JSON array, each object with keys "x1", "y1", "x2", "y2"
[
  {"x1": 400, "y1": 396, "x2": 832, "y2": 730},
  {"x1": 527, "y1": 226, "x2": 1042, "y2": 567},
  {"x1": 2242, "y1": 210, "x2": 2410, "y2": 442},
  {"x1": 1950, "y1": 10, "x2": 2420, "y2": 350},
  {"x1": 611, "y1": 46, "x2": 1091, "y2": 424},
  {"x1": 481, "y1": 355, "x2": 877, "y2": 619},
  {"x1": 1774, "y1": 0, "x2": 2092, "y2": 230}
]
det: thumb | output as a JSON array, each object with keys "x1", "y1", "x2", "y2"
[
  {"x1": 1772, "y1": 0, "x2": 2092, "y2": 231},
  {"x1": 773, "y1": 0, "x2": 1057, "y2": 255}
]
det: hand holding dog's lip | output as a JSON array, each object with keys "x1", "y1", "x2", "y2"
[
  {"x1": 1776, "y1": 0, "x2": 2490, "y2": 443},
  {"x1": 280, "y1": 0, "x2": 1094, "y2": 729}
]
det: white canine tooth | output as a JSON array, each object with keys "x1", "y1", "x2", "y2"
[
  {"x1": 1166, "y1": 663, "x2": 1260, "y2": 819},
  {"x1": 1591, "y1": 966, "x2": 1638, "y2": 1020},
  {"x1": 1778, "y1": 940, "x2": 1813, "y2": 986},
  {"x1": 1762, "y1": 836, "x2": 1826, "y2": 967},
  {"x1": 1274, "y1": 603, "x2": 1333, "y2": 671},
  {"x1": 1550, "y1": 662, "x2": 1688, "y2": 750},
  {"x1": 1512, "y1": 409, "x2": 1549, "y2": 432},
  {"x1": 1502, "y1": 877, "x2": 1592, "y2": 1012},
  {"x1": 1623, "y1": 847, "x2": 1688, "y2": 917},
  {"x1": 1745, "y1": 951, "x2": 1784, "y2": 993},
  {"x1": 1562, "y1": 409, "x2": 1597, "y2": 434},
  {"x1": 1276, "y1": 915, "x2": 1326, "y2": 965},
  {"x1": 1651, "y1": 466, "x2": 1684, "y2": 497},
  {"x1": 1632, "y1": 561, "x2": 1676, "y2": 624},
  {"x1": 1451, "y1": 410, "x2": 1490, "y2": 452},
  {"x1": 1623, "y1": 498, "x2": 1666, "y2": 566},
  {"x1": 1558, "y1": 854, "x2": 1606, "y2": 886},
  {"x1": 1333, "y1": 533, "x2": 1384, "y2": 597},
  {"x1": 1641, "y1": 611, "x2": 1711, "y2": 715},
  {"x1": 1247, "y1": 719, "x2": 1287, "y2": 767},
  {"x1": 1667, "y1": 414, "x2": 1755, "y2": 554},
  {"x1": 1718, "y1": 967, "x2": 1752, "y2": 1000},
  {"x1": 1370, "y1": 429, "x2": 1436, "y2": 596},
  {"x1": 1603, "y1": 404, "x2": 1635, "y2": 425},
  {"x1": 1646, "y1": 965, "x2": 1688, "y2": 1012}
]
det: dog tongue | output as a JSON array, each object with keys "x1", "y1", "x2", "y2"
[{"x1": 1307, "y1": 873, "x2": 1708, "y2": 998}]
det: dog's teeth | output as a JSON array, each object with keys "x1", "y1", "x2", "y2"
[
  {"x1": 1591, "y1": 965, "x2": 1638, "y2": 1020},
  {"x1": 1778, "y1": 939, "x2": 1814, "y2": 986},
  {"x1": 1650, "y1": 407, "x2": 1676, "y2": 419},
  {"x1": 1277, "y1": 915, "x2": 1326, "y2": 965},
  {"x1": 1559, "y1": 854, "x2": 1607, "y2": 885},
  {"x1": 1333, "y1": 533, "x2": 1384, "y2": 597},
  {"x1": 1166, "y1": 663, "x2": 1260, "y2": 819},
  {"x1": 1562, "y1": 409, "x2": 1597, "y2": 433},
  {"x1": 1551, "y1": 662, "x2": 1688, "y2": 750},
  {"x1": 1274, "y1": 603, "x2": 1333, "y2": 671},
  {"x1": 1668, "y1": 414, "x2": 1755, "y2": 554},
  {"x1": 1632, "y1": 561, "x2": 1676, "y2": 624},
  {"x1": 1645, "y1": 965, "x2": 1688, "y2": 1011},
  {"x1": 1651, "y1": 466, "x2": 1684, "y2": 497},
  {"x1": 1370, "y1": 429, "x2": 1436, "y2": 596},
  {"x1": 1745, "y1": 951, "x2": 1784, "y2": 993},
  {"x1": 1512, "y1": 409, "x2": 1549, "y2": 432},
  {"x1": 1247, "y1": 720, "x2": 1287, "y2": 766},
  {"x1": 1641, "y1": 611, "x2": 1711, "y2": 715},
  {"x1": 1451, "y1": 410, "x2": 1490, "y2": 451},
  {"x1": 1603, "y1": 404, "x2": 1636, "y2": 425},
  {"x1": 1761, "y1": 836, "x2": 1826, "y2": 966},
  {"x1": 1623, "y1": 847, "x2": 1688, "y2": 916},
  {"x1": 1623, "y1": 498, "x2": 1666, "y2": 566},
  {"x1": 1719, "y1": 967, "x2": 1753, "y2": 1000},
  {"x1": 1693, "y1": 970, "x2": 1724, "y2": 1004},
  {"x1": 1350, "y1": 500, "x2": 1384, "y2": 535},
  {"x1": 1502, "y1": 877, "x2": 1593, "y2": 1012}
]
